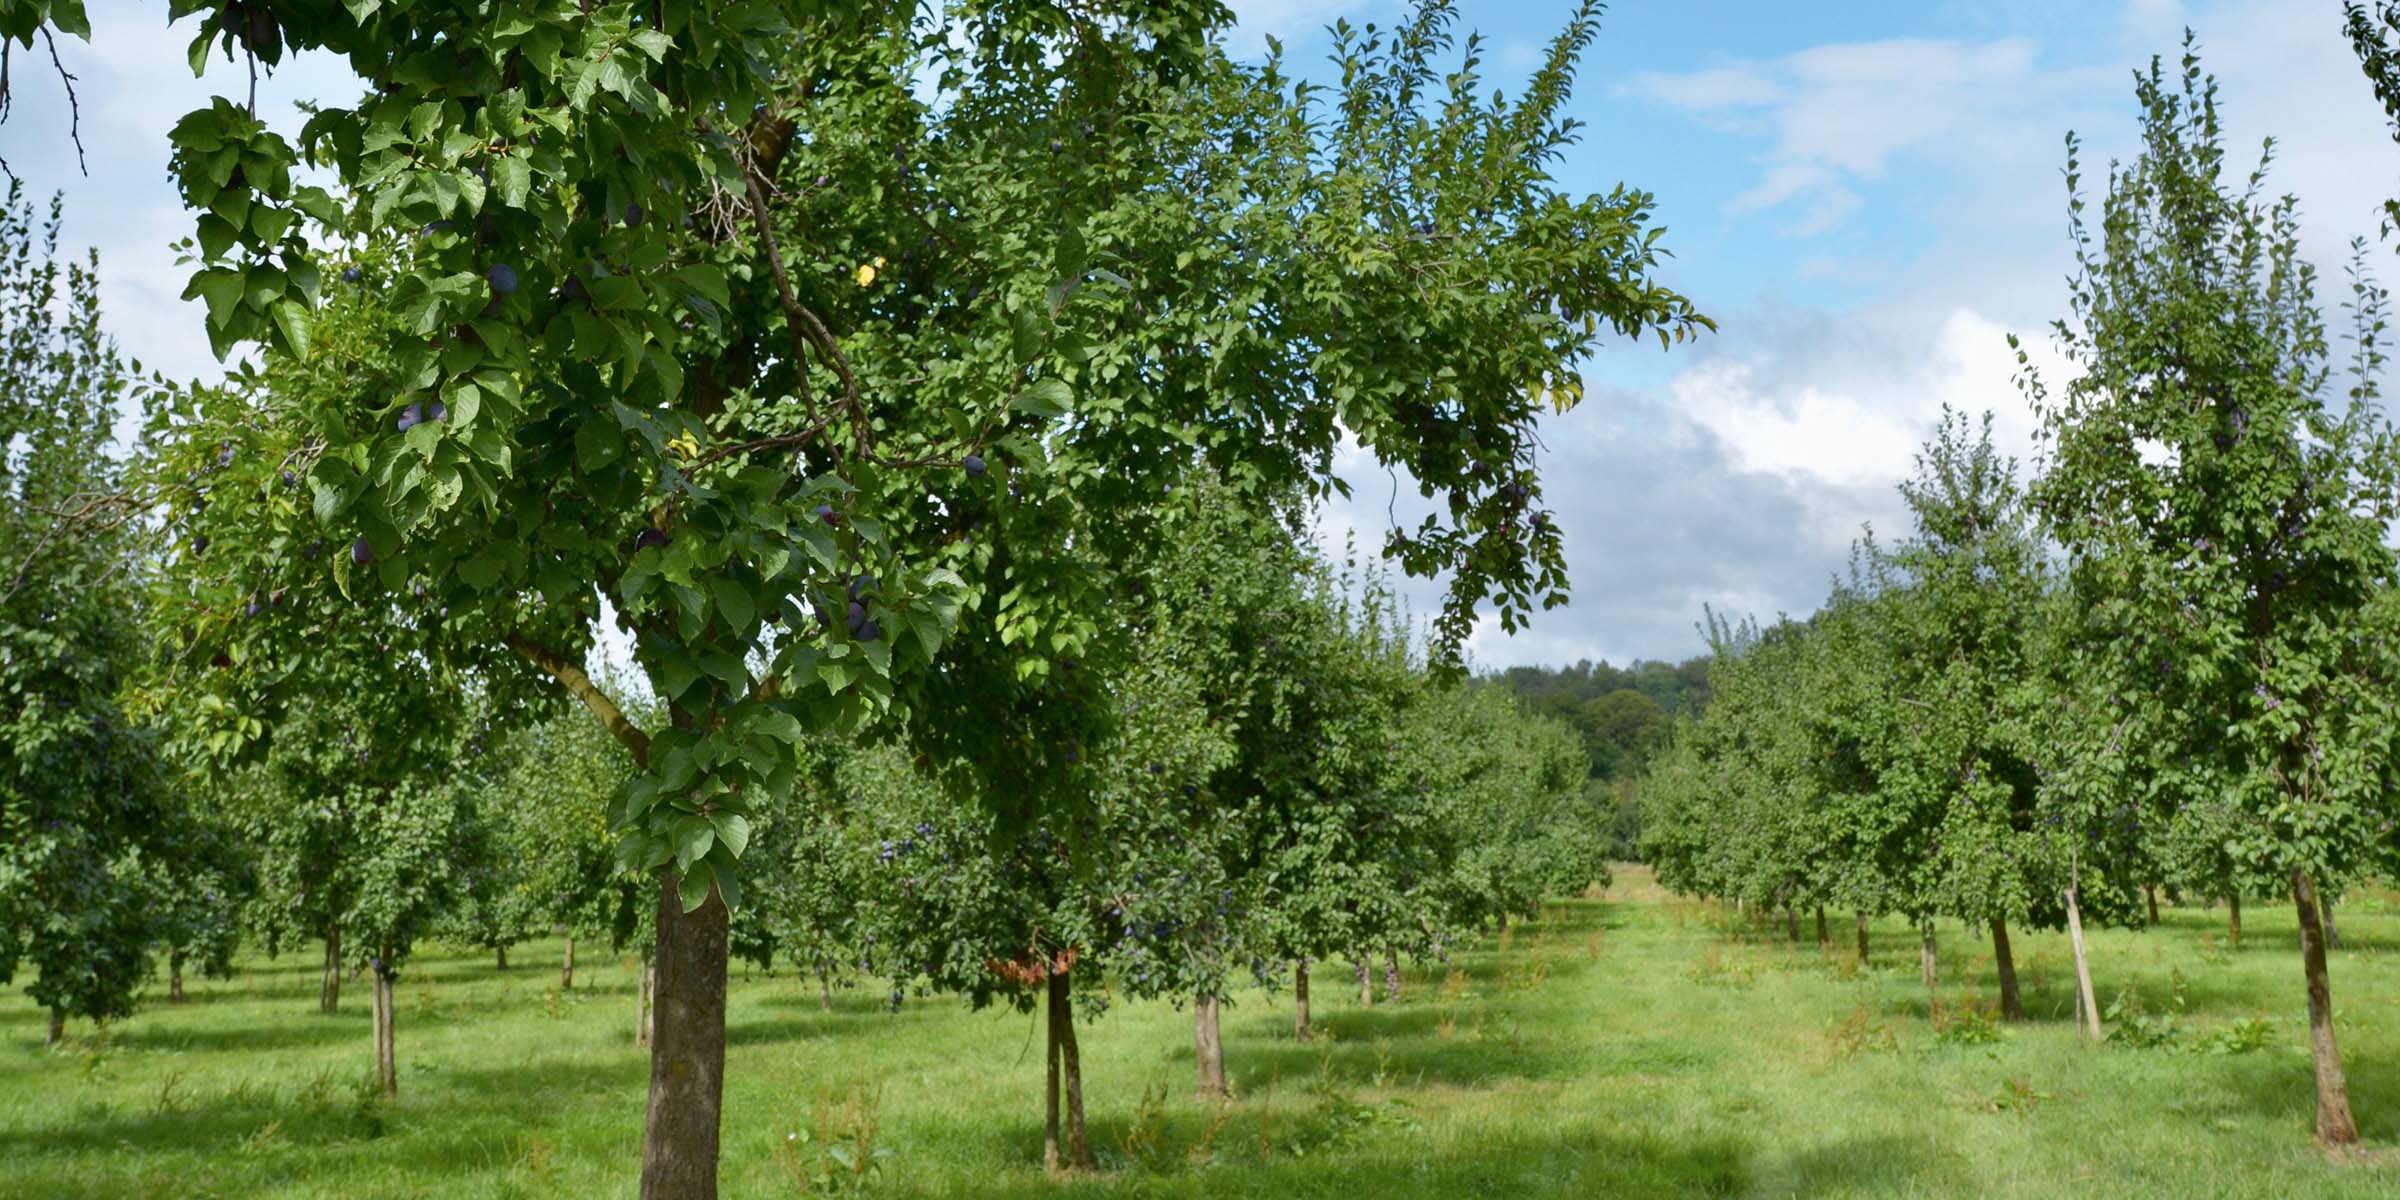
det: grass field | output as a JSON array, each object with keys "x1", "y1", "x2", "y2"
[{"x1": 4, "y1": 866, "x2": 2397, "y2": 1198}]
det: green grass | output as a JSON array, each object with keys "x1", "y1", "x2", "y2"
[{"x1": 5, "y1": 868, "x2": 2398, "y2": 1197}]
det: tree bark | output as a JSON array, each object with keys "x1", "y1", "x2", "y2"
[
  {"x1": 2291, "y1": 870, "x2": 2360, "y2": 1146},
  {"x1": 1784, "y1": 903, "x2": 1800, "y2": 944},
  {"x1": 2322, "y1": 897, "x2": 2343, "y2": 951},
  {"x1": 371, "y1": 952, "x2": 396, "y2": 1096},
  {"x1": 639, "y1": 871, "x2": 730, "y2": 1200},
  {"x1": 2145, "y1": 885, "x2": 2159, "y2": 927},
  {"x1": 1194, "y1": 994, "x2": 1228, "y2": 1099},
  {"x1": 2227, "y1": 891, "x2": 2242, "y2": 948},
  {"x1": 1384, "y1": 950, "x2": 1401, "y2": 1001},
  {"x1": 1992, "y1": 916, "x2": 2025, "y2": 1021},
  {"x1": 1354, "y1": 954, "x2": 1372, "y2": 1008},
  {"x1": 1042, "y1": 971, "x2": 1091, "y2": 1171},
  {"x1": 496, "y1": 945, "x2": 509, "y2": 971},
  {"x1": 46, "y1": 1009, "x2": 64, "y2": 1046},
  {"x1": 561, "y1": 936, "x2": 575, "y2": 991},
  {"x1": 1815, "y1": 906, "x2": 1828, "y2": 952},
  {"x1": 321, "y1": 925, "x2": 342, "y2": 1014},
  {"x1": 818, "y1": 969, "x2": 832, "y2": 1011},
  {"x1": 2064, "y1": 881, "x2": 2101, "y2": 1042},
  {"x1": 170, "y1": 954, "x2": 186, "y2": 1004},
  {"x1": 1855, "y1": 912, "x2": 1870, "y2": 965},
  {"x1": 1293, "y1": 960, "x2": 1311, "y2": 1041},
  {"x1": 1044, "y1": 971, "x2": 1062, "y2": 1173}
]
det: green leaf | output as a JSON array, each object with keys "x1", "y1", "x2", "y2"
[
  {"x1": 491, "y1": 154, "x2": 532, "y2": 208},
  {"x1": 676, "y1": 861, "x2": 716, "y2": 912},
  {"x1": 706, "y1": 812, "x2": 751, "y2": 858},
  {"x1": 576, "y1": 417, "x2": 623, "y2": 471},
  {"x1": 710, "y1": 577, "x2": 754, "y2": 633},
  {"x1": 673, "y1": 814, "x2": 715, "y2": 870},
  {"x1": 1014, "y1": 378, "x2": 1073, "y2": 419},
  {"x1": 269, "y1": 300, "x2": 312, "y2": 360}
]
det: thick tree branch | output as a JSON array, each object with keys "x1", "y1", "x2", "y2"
[{"x1": 508, "y1": 633, "x2": 651, "y2": 767}]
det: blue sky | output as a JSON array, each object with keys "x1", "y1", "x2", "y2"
[{"x1": 6, "y1": 1, "x2": 2393, "y2": 670}]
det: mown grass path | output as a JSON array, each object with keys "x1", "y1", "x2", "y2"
[{"x1": 4, "y1": 867, "x2": 2396, "y2": 1197}]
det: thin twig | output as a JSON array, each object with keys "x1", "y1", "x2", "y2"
[{"x1": 40, "y1": 29, "x2": 85, "y2": 175}]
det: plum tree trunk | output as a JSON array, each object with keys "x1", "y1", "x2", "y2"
[
  {"x1": 1044, "y1": 973, "x2": 1061, "y2": 1173},
  {"x1": 2291, "y1": 870, "x2": 2359, "y2": 1146},
  {"x1": 1815, "y1": 905, "x2": 1828, "y2": 953},
  {"x1": 1384, "y1": 950, "x2": 1401, "y2": 1001},
  {"x1": 1992, "y1": 917, "x2": 2024, "y2": 1021},
  {"x1": 818, "y1": 969, "x2": 832, "y2": 1011},
  {"x1": 639, "y1": 871, "x2": 729, "y2": 1200},
  {"x1": 170, "y1": 954, "x2": 186, "y2": 1004},
  {"x1": 46, "y1": 1009, "x2": 63, "y2": 1046},
  {"x1": 2227, "y1": 892, "x2": 2241, "y2": 948},
  {"x1": 1194, "y1": 994, "x2": 1228, "y2": 1099},
  {"x1": 320, "y1": 925, "x2": 342, "y2": 1014},
  {"x1": 1918, "y1": 920, "x2": 1937, "y2": 992},
  {"x1": 1042, "y1": 972, "x2": 1091, "y2": 1171},
  {"x1": 1354, "y1": 954, "x2": 1372, "y2": 1008},
  {"x1": 1293, "y1": 960, "x2": 1311, "y2": 1041},
  {"x1": 561, "y1": 936, "x2": 575, "y2": 991},
  {"x1": 496, "y1": 945, "x2": 508, "y2": 971},
  {"x1": 2322, "y1": 897, "x2": 2343, "y2": 951},
  {"x1": 2065, "y1": 882, "x2": 2101, "y2": 1042},
  {"x1": 2145, "y1": 885, "x2": 2159, "y2": 927},
  {"x1": 371, "y1": 952, "x2": 396, "y2": 1096},
  {"x1": 1855, "y1": 912, "x2": 1870, "y2": 965}
]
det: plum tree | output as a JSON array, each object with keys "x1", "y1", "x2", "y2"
[{"x1": 2023, "y1": 43, "x2": 2400, "y2": 1145}]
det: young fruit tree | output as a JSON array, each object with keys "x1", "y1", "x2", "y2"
[
  {"x1": 2021, "y1": 44, "x2": 2400, "y2": 1146},
  {"x1": 1878, "y1": 408, "x2": 2054, "y2": 1020},
  {"x1": 5, "y1": 2, "x2": 1705, "y2": 1192}
]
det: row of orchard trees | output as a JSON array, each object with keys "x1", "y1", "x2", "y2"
[{"x1": 1644, "y1": 45, "x2": 2400, "y2": 1149}]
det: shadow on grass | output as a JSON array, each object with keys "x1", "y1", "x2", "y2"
[
  {"x1": 104, "y1": 1011, "x2": 368, "y2": 1055},
  {"x1": 957, "y1": 1117, "x2": 1957, "y2": 1199}
]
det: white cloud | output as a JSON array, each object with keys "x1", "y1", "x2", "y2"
[{"x1": 1623, "y1": 36, "x2": 2055, "y2": 235}]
